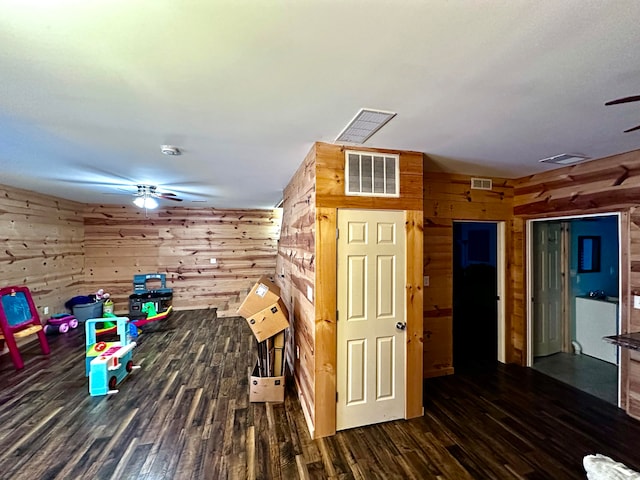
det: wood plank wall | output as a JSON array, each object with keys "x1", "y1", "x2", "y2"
[
  {"x1": 83, "y1": 205, "x2": 282, "y2": 318},
  {"x1": 314, "y1": 142, "x2": 424, "y2": 437},
  {"x1": 423, "y1": 170, "x2": 516, "y2": 377},
  {"x1": 277, "y1": 142, "x2": 424, "y2": 439},
  {"x1": 509, "y1": 216, "x2": 526, "y2": 364},
  {"x1": 315, "y1": 143, "x2": 423, "y2": 211},
  {"x1": 512, "y1": 149, "x2": 640, "y2": 419},
  {"x1": 275, "y1": 144, "x2": 317, "y2": 436},
  {"x1": 0, "y1": 184, "x2": 85, "y2": 315}
]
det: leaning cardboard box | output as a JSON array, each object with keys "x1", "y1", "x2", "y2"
[
  {"x1": 237, "y1": 276, "x2": 289, "y2": 343},
  {"x1": 249, "y1": 363, "x2": 284, "y2": 402},
  {"x1": 250, "y1": 331, "x2": 286, "y2": 402},
  {"x1": 238, "y1": 277, "x2": 289, "y2": 403}
]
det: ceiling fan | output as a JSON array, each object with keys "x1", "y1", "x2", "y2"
[
  {"x1": 605, "y1": 95, "x2": 640, "y2": 133},
  {"x1": 131, "y1": 184, "x2": 183, "y2": 209}
]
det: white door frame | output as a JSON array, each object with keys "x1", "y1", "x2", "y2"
[
  {"x1": 453, "y1": 220, "x2": 507, "y2": 364},
  {"x1": 525, "y1": 212, "x2": 622, "y2": 395},
  {"x1": 497, "y1": 221, "x2": 506, "y2": 363}
]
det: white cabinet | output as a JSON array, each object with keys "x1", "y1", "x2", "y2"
[{"x1": 575, "y1": 297, "x2": 618, "y2": 364}]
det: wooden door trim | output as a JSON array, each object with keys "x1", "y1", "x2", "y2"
[
  {"x1": 314, "y1": 208, "x2": 423, "y2": 438},
  {"x1": 620, "y1": 210, "x2": 630, "y2": 410},
  {"x1": 405, "y1": 210, "x2": 424, "y2": 419},
  {"x1": 315, "y1": 207, "x2": 337, "y2": 438}
]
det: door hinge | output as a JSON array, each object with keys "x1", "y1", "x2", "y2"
[
  {"x1": 336, "y1": 228, "x2": 339, "y2": 239},
  {"x1": 336, "y1": 310, "x2": 339, "y2": 321},
  {"x1": 336, "y1": 392, "x2": 338, "y2": 402}
]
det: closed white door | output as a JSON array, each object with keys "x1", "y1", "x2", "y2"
[
  {"x1": 336, "y1": 209, "x2": 405, "y2": 431},
  {"x1": 533, "y1": 222, "x2": 563, "y2": 356}
]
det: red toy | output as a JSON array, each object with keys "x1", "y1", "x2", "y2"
[
  {"x1": 0, "y1": 286, "x2": 50, "y2": 369},
  {"x1": 95, "y1": 305, "x2": 172, "y2": 336}
]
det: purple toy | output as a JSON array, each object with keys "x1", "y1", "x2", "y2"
[
  {"x1": 45, "y1": 313, "x2": 79, "y2": 334},
  {"x1": 44, "y1": 323, "x2": 69, "y2": 335}
]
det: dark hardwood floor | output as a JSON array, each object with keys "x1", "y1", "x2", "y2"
[{"x1": 1, "y1": 310, "x2": 640, "y2": 479}]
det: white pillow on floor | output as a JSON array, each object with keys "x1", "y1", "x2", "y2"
[{"x1": 584, "y1": 454, "x2": 640, "y2": 480}]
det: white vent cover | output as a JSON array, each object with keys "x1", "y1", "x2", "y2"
[
  {"x1": 539, "y1": 153, "x2": 590, "y2": 165},
  {"x1": 345, "y1": 151, "x2": 399, "y2": 197},
  {"x1": 471, "y1": 178, "x2": 492, "y2": 190},
  {"x1": 336, "y1": 108, "x2": 397, "y2": 144}
]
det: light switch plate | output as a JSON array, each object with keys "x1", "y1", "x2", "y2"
[
  {"x1": 423, "y1": 275, "x2": 429, "y2": 287},
  {"x1": 634, "y1": 295, "x2": 640, "y2": 310},
  {"x1": 306, "y1": 285, "x2": 313, "y2": 302}
]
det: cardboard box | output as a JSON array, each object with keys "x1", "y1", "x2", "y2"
[
  {"x1": 237, "y1": 276, "x2": 281, "y2": 319},
  {"x1": 245, "y1": 298, "x2": 289, "y2": 342},
  {"x1": 250, "y1": 362, "x2": 285, "y2": 403}
]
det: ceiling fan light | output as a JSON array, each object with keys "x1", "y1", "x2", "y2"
[
  {"x1": 133, "y1": 196, "x2": 159, "y2": 209},
  {"x1": 144, "y1": 197, "x2": 158, "y2": 209}
]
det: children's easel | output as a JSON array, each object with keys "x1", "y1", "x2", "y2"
[{"x1": 0, "y1": 286, "x2": 50, "y2": 370}]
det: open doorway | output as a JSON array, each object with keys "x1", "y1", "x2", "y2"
[
  {"x1": 453, "y1": 222, "x2": 499, "y2": 371},
  {"x1": 528, "y1": 214, "x2": 620, "y2": 405}
]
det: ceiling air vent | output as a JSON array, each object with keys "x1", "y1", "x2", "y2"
[
  {"x1": 539, "y1": 153, "x2": 590, "y2": 165},
  {"x1": 336, "y1": 108, "x2": 397, "y2": 144},
  {"x1": 345, "y1": 151, "x2": 399, "y2": 197},
  {"x1": 471, "y1": 178, "x2": 492, "y2": 190}
]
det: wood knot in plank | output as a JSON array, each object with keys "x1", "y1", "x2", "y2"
[{"x1": 613, "y1": 166, "x2": 630, "y2": 186}]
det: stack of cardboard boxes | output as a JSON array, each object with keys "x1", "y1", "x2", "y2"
[{"x1": 237, "y1": 276, "x2": 289, "y2": 402}]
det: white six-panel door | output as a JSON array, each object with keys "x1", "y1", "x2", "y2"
[
  {"x1": 533, "y1": 222, "x2": 563, "y2": 357},
  {"x1": 336, "y1": 209, "x2": 406, "y2": 431}
]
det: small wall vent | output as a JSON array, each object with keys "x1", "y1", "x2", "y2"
[
  {"x1": 471, "y1": 178, "x2": 492, "y2": 190},
  {"x1": 345, "y1": 151, "x2": 399, "y2": 197}
]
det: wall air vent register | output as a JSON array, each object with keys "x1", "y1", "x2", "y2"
[
  {"x1": 345, "y1": 151, "x2": 399, "y2": 197},
  {"x1": 470, "y1": 178, "x2": 492, "y2": 190}
]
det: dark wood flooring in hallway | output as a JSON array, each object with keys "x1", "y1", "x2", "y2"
[{"x1": 1, "y1": 309, "x2": 639, "y2": 479}]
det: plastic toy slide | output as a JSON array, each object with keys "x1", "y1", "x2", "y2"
[{"x1": 95, "y1": 305, "x2": 172, "y2": 336}]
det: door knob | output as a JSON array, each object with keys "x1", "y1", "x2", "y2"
[{"x1": 395, "y1": 322, "x2": 406, "y2": 330}]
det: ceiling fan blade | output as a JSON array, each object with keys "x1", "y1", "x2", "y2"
[
  {"x1": 56, "y1": 179, "x2": 134, "y2": 188},
  {"x1": 624, "y1": 124, "x2": 640, "y2": 133},
  {"x1": 102, "y1": 187, "x2": 139, "y2": 194},
  {"x1": 156, "y1": 191, "x2": 177, "y2": 196},
  {"x1": 605, "y1": 95, "x2": 640, "y2": 106},
  {"x1": 158, "y1": 194, "x2": 183, "y2": 202}
]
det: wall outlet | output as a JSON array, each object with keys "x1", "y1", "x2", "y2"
[
  {"x1": 210, "y1": 258, "x2": 217, "y2": 264},
  {"x1": 423, "y1": 275, "x2": 429, "y2": 287},
  {"x1": 43, "y1": 306, "x2": 49, "y2": 315}
]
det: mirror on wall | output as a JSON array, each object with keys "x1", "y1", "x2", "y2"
[{"x1": 578, "y1": 235, "x2": 601, "y2": 273}]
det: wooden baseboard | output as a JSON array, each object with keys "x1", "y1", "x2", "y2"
[{"x1": 423, "y1": 367, "x2": 455, "y2": 379}]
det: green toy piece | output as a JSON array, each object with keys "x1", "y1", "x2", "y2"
[
  {"x1": 101, "y1": 311, "x2": 117, "y2": 329},
  {"x1": 142, "y1": 302, "x2": 157, "y2": 317}
]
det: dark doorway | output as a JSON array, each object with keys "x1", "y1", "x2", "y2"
[{"x1": 453, "y1": 222, "x2": 498, "y2": 371}]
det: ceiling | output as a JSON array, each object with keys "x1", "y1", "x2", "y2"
[{"x1": 2, "y1": 1, "x2": 640, "y2": 209}]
